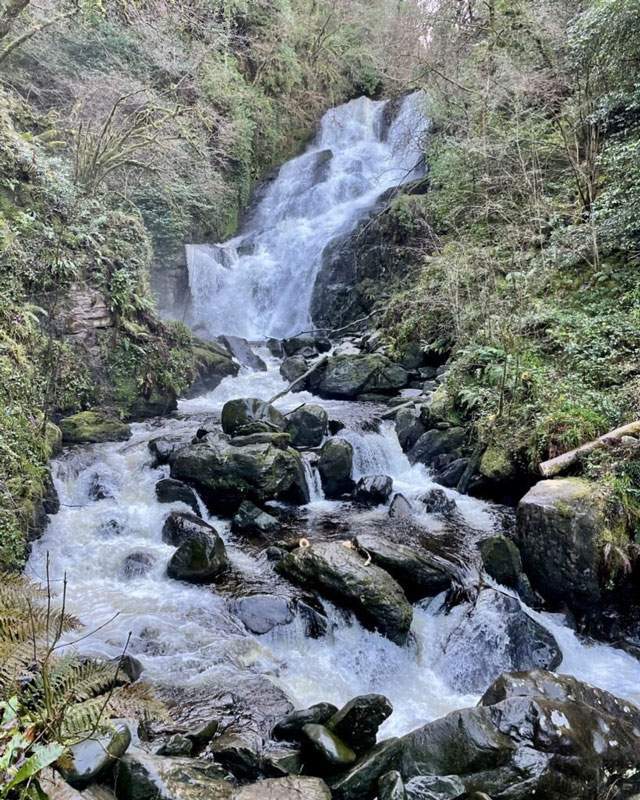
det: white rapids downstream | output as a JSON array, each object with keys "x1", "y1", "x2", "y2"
[{"x1": 28, "y1": 93, "x2": 640, "y2": 738}]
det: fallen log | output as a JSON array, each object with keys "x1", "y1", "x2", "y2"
[
  {"x1": 377, "y1": 399, "x2": 418, "y2": 420},
  {"x1": 268, "y1": 355, "x2": 329, "y2": 404},
  {"x1": 539, "y1": 420, "x2": 640, "y2": 478}
]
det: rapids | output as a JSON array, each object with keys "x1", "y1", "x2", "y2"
[{"x1": 28, "y1": 93, "x2": 640, "y2": 739}]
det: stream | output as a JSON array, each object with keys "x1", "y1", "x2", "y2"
[{"x1": 27, "y1": 93, "x2": 640, "y2": 741}]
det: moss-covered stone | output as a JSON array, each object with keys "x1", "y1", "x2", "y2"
[
  {"x1": 59, "y1": 410, "x2": 131, "y2": 444},
  {"x1": 479, "y1": 446, "x2": 515, "y2": 482}
]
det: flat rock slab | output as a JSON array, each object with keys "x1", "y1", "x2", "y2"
[{"x1": 233, "y1": 777, "x2": 331, "y2": 800}]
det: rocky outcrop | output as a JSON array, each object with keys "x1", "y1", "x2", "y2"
[
  {"x1": 318, "y1": 438, "x2": 354, "y2": 498},
  {"x1": 398, "y1": 670, "x2": 640, "y2": 800},
  {"x1": 429, "y1": 589, "x2": 562, "y2": 693},
  {"x1": 170, "y1": 433, "x2": 309, "y2": 513},
  {"x1": 285, "y1": 404, "x2": 328, "y2": 448},
  {"x1": 59, "y1": 410, "x2": 131, "y2": 444},
  {"x1": 221, "y1": 398, "x2": 286, "y2": 437},
  {"x1": 353, "y1": 534, "x2": 452, "y2": 600},
  {"x1": 276, "y1": 541, "x2": 413, "y2": 644},
  {"x1": 517, "y1": 478, "x2": 629, "y2": 620},
  {"x1": 308, "y1": 354, "x2": 408, "y2": 399}
]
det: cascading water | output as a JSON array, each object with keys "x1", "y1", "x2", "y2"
[
  {"x1": 27, "y1": 94, "x2": 640, "y2": 742},
  {"x1": 185, "y1": 93, "x2": 428, "y2": 339}
]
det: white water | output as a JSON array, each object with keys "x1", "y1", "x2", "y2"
[
  {"x1": 185, "y1": 93, "x2": 428, "y2": 339},
  {"x1": 27, "y1": 93, "x2": 640, "y2": 738}
]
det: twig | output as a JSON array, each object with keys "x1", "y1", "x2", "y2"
[{"x1": 268, "y1": 356, "x2": 328, "y2": 404}]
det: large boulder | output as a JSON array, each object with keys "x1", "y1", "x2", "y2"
[
  {"x1": 167, "y1": 528, "x2": 228, "y2": 584},
  {"x1": 280, "y1": 355, "x2": 309, "y2": 384},
  {"x1": 516, "y1": 478, "x2": 629, "y2": 620},
  {"x1": 170, "y1": 433, "x2": 309, "y2": 513},
  {"x1": 428, "y1": 589, "x2": 562, "y2": 693},
  {"x1": 354, "y1": 534, "x2": 452, "y2": 600},
  {"x1": 398, "y1": 670, "x2": 640, "y2": 800},
  {"x1": 221, "y1": 398, "x2": 285, "y2": 436},
  {"x1": 162, "y1": 511, "x2": 218, "y2": 547},
  {"x1": 283, "y1": 335, "x2": 331, "y2": 356},
  {"x1": 308, "y1": 354, "x2": 409, "y2": 399},
  {"x1": 59, "y1": 410, "x2": 131, "y2": 444},
  {"x1": 409, "y1": 428, "x2": 466, "y2": 467},
  {"x1": 156, "y1": 478, "x2": 200, "y2": 516},
  {"x1": 218, "y1": 335, "x2": 266, "y2": 371},
  {"x1": 276, "y1": 541, "x2": 413, "y2": 645},
  {"x1": 318, "y1": 438, "x2": 354, "y2": 498},
  {"x1": 328, "y1": 694, "x2": 393, "y2": 755},
  {"x1": 285, "y1": 404, "x2": 328, "y2": 448}
]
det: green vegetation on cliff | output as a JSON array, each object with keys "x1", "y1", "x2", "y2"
[{"x1": 380, "y1": 0, "x2": 640, "y2": 528}]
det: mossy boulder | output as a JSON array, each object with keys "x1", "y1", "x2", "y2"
[
  {"x1": 276, "y1": 541, "x2": 413, "y2": 645},
  {"x1": 517, "y1": 478, "x2": 630, "y2": 619},
  {"x1": 59, "y1": 410, "x2": 131, "y2": 444},
  {"x1": 479, "y1": 446, "x2": 516, "y2": 482},
  {"x1": 170, "y1": 433, "x2": 309, "y2": 513},
  {"x1": 44, "y1": 422, "x2": 63, "y2": 457},
  {"x1": 221, "y1": 398, "x2": 286, "y2": 437},
  {"x1": 479, "y1": 535, "x2": 522, "y2": 588},
  {"x1": 318, "y1": 438, "x2": 355, "y2": 498},
  {"x1": 285, "y1": 404, "x2": 328, "y2": 448},
  {"x1": 308, "y1": 354, "x2": 408, "y2": 399}
]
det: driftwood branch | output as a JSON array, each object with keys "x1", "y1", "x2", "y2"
[
  {"x1": 377, "y1": 399, "x2": 417, "y2": 420},
  {"x1": 293, "y1": 310, "x2": 381, "y2": 339},
  {"x1": 539, "y1": 421, "x2": 640, "y2": 478},
  {"x1": 268, "y1": 356, "x2": 328, "y2": 404}
]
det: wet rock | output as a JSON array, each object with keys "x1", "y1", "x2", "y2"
[
  {"x1": 308, "y1": 353, "x2": 409, "y2": 399},
  {"x1": 328, "y1": 419, "x2": 346, "y2": 435},
  {"x1": 275, "y1": 541, "x2": 413, "y2": 645},
  {"x1": 328, "y1": 694, "x2": 392, "y2": 755},
  {"x1": 285, "y1": 404, "x2": 328, "y2": 448},
  {"x1": 433, "y1": 458, "x2": 468, "y2": 489},
  {"x1": 149, "y1": 434, "x2": 189, "y2": 467},
  {"x1": 221, "y1": 398, "x2": 285, "y2": 436},
  {"x1": 162, "y1": 511, "x2": 219, "y2": 547},
  {"x1": 61, "y1": 723, "x2": 131, "y2": 788},
  {"x1": 318, "y1": 438, "x2": 354, "y2": 498},
  {"x1": 283, "y1": 335, "x2": 331, "y2": 357},
  {"x1": 378, "y1": 771, "x2": 406, "y2": 800},
  {"x1": 479, "y1": 535, "x2": 522, "y2": 587},
  {"x1": 388, "y1": 493, "x2": 412, "y2": 520},
  {"x1": 517, "y1": 478, "x2": 629, "y2": 620},
  {"x1": 233, "y1": 777, "x2": 331, "y2": 800},
  {"x1": 302, "y1": 723, "x2": 357, "y2": 770},
  {"x1": 395, "y1": 408, "x2": 426, "y2": 452},
  {"x1": 156, "y1": 478, "x2": 200, "y2": 516},
  {"x1": 267, "y1": 338, "x2": 285, "y2": 358},
  {"x1": 354, "y1": 475, "x2": 393, "y2": 505},
  {"x1": 60, "y1": 410, "x2": 131, "y2": 444},
  {"x1": 399, "y1": 670, "x2": 640, "y2": 800},
  {"x1": 428, "y1": 589, "x2": 562, "y2": 693},
  {"x1": 167, "y1": 529, "x2": 228, "y2": 584},
  {"x1": 110, "y1": 654, "x2": 143, "y2": 683},
  {"x1": 421, "y1": 488, "x2": 456, "y2": 517},
  {"x1": 155, "y1": 734, "x2": 193, "y2": 757},
  {"x1": 297, "y1": 598, "x2": 329, "y2": 638},
  {"x1": 218, "y1": 335, "x2": 267, "y2": 371},
  {"x1": 409, "y1": 428, "x2": 466, "y2": 467},
  {"x1": 404, "y1": 775, "x2": 465, "y2": 800},
  {"x1": 272, "y1": 703, "x2": 339, "y2": 742},
  {"x1": 330, "y1": 738, "x2": 402, "y2": 800},
  {"x1": 231, "y1": 594, "x2": 294, "y2": 635},
  {"x1": 262, "y1": 745, "x2": 304, "y2": 778},
  {"x1": 211, "y1": 731, "x2": 262, "y2": 781},
  {"x1": 280, "y1": 355, "x2": 309, "y2": 384},
  {"x1": 231, "y1": 501, "x2": 280, "y2": 538},
  {"x1": 170, "y1": 433, "x2": 309, "y2": 513},
  {"x1": 185, "y1": 340, "x2": 239, "y2": 398},
  {"x1": 97, "y1": 517, "x2": 126, "y2": 537},
  {"x1": 115, "y1": 749, "x2": 232, "y2": 800},
  {"x1": 122, "y1": 550, "x2": 156, "y2": 578},
  {"x1": 354, "y1": 534, "x2": 452, "y2": 600}
]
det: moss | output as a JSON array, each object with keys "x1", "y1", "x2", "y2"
[
  {"x1": 480, "y1": 447, "x2": 516, "y2": 482},
  {"x1": 58, "y1": 410, "x2": 131, "y2": 445}
]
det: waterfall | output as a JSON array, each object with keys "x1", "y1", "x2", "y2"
[{"x1": 185, "y1": 92, "x2": 429, "y2": 340}]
